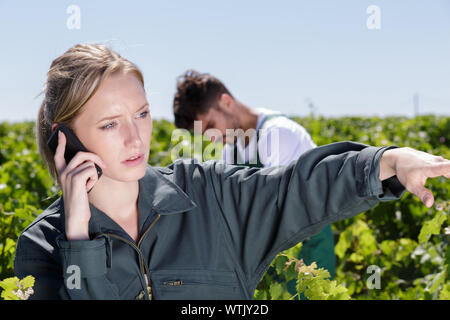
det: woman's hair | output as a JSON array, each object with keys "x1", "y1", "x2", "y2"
[{"x1": 36, "y1": 43, "x2": 145, "y2": 188}]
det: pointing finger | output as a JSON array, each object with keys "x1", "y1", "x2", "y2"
[{"x1": 426, "y1": 161, "x2": 450, "y2": 179}]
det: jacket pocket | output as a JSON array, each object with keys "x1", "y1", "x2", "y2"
[{"x1": 150, "y1": 269, "x2": 242, "y2": 300}]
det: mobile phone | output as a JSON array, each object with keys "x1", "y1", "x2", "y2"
[{"x1": 47, "y1": 124, "x2": 103, "y2": 192}]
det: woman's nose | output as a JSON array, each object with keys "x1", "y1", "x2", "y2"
[{"x1": 123, "y1": 122, "x2": 142, "y2": 145}]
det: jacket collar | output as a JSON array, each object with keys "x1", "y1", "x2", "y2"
[
  {"x1": 137, "y1": 164, "x2": 198, "y2": 216},
  {"x1": 60, "y1": 164, "x2": 198, "y2": 238}
]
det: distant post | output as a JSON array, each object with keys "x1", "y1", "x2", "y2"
[{"x1": 413, "y1": 93, "x2": 419, "y2": 117}]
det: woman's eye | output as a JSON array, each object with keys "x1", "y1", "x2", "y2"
[
  {"x1": 101, "y1": 111, "x2": 149, "y2": 130},
  {"x1": 102, "y1": 122, "x2": 116, "y2": 130},
  {"x1": 139, "y1": 111, "x2": 149, "y2": 118}
]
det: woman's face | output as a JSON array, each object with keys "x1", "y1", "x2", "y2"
[{"x1": 69, "y1": 72, "x2": 152, "y2": 182}]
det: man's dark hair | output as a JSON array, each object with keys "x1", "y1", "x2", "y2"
[{"x1": 173, "y1": 69, "x2": 233, "y2": 130}]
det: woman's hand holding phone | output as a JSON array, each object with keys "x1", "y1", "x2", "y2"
[{"x1": 54, "y1": 131, "x2": 107, "y2": 241}]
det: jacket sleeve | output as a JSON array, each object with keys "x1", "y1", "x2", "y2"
[
  {"x1": 14, "y1": 230, "x2": 119, "y2": 300},
  {"x1": 209, "y1": 141, "x2": 406, "y2": 292}
]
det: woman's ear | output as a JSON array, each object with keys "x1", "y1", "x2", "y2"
[{"x1": 51, "y1": 122, "x2": 58, "y2": 132}]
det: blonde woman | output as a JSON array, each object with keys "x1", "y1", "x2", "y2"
[{"x1": 14, "y1": 43, "x2": 450, "y2": 300}]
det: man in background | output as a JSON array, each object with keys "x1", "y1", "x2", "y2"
[{"x1": 172, "y1": 70, "x2": 336, "y2": 298}]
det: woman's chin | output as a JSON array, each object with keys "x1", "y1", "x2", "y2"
[{"x1": 104, "y1": 166, "x2": 147, "y2": 183}]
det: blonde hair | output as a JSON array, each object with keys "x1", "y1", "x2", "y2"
[{"x1": 36, "y1": 43, "x2": 145, "y2": 187}]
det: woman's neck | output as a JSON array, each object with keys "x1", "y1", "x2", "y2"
[{"x1": 87, "y1": 176, "x2": 139, "y2": 220}]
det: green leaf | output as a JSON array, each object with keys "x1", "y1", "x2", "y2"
[
  {"x1": 335, "y1": 229, "x2": 352, "y2": 259},
  {"x1": 273, "y1": 255, "x2": 288, "y2": 275},
  {"x1": 269, "y1": 282, "x2": 290, "y2": 300},
  {"x1": 439, "y1": 283, "x2": 450, "y2": 300},
  {"x1": 426, "y1": 269, "x2": 447, "y2": 294},
  {"x1": 295, "y1": 260, "x2": 349, "y2": 300},
  {"x1": 0, "y1": 276, "x2": 21, "y2": 300},
  {"x1": 418, "y1": 211, "x2": 447, "y2": 244},
  {"x1": 19, "y1": 275, "x2": 35, "y2": 289},
  {"x1": 0, "y1": 275, "x2": 35, "y2": 300},
  {"x1": 380, "y1": 240, "x2": 395, "y2": 256}
]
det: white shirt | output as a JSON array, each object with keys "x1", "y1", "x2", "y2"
[{"x1": 221, "y1": 108, "x2": 317, "y2": 167}]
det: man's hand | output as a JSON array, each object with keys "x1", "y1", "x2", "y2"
[{"x1": 380, "y1": 147, "x2": 450, "y2": 208}]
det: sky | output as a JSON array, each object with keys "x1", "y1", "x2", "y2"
[{"x1": 1, "y1": 0, "x2": 450, "y2": 123}]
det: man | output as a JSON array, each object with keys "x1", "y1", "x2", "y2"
[{"x1": 172, "y1": 70, "x2": 336, "y2": 297}]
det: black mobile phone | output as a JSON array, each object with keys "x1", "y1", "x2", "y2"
[{"x1": 47, "y1": 124, "x2": 103, "y2": 192}]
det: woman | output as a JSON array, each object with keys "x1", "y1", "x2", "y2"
[{"x1": 14, "y1": 44, "x2": 450, "y2": 300}]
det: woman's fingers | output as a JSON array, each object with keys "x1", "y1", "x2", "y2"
[
  {"x1": 64, "y1": 151, "x2": 107, "y2": 175},
  {"x1": 426, "y1": 160, "x2": 450, "y2": 179},
  {"x1": 411, "y1": 184, "x2": 434, "y2": 208},
  {"x1": 70, "y1": 161, "x2": 99, "y2": 192},
  {"x1": 403, "y1": 173, "x2": 433, "y2": 208},
  {"x1": 395, "y1": 149, "x2": 449, "y2": 208},
  {"x1": 64, "y1": 160, "x2": 98, "y2": 191},
  {"x1": 419, "y1": 160, "x2": 450, "y2": 207}
]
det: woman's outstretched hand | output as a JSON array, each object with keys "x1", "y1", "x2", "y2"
[{"x1": 380, "y1": 147, "x2": 450, "y2": 208}]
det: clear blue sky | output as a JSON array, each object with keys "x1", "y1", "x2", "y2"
[{"x1": 1, "y1": 0, "x2": 450, "y2": 123}]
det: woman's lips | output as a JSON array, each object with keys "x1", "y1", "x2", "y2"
[{"x1": 122, "y1": 154, "x2": 144, "y2": 167}]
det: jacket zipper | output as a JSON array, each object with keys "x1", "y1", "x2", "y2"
[
  {"x1": 104, "y1": 213, "x2": 161, "y2": 300},
  {"x1": 163, "y1": 280, "x2": 183, "y2": 286}
]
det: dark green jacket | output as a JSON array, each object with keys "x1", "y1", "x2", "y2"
[{"x1": 14, "y1": 141, "x2": 406, "y2": 300}]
